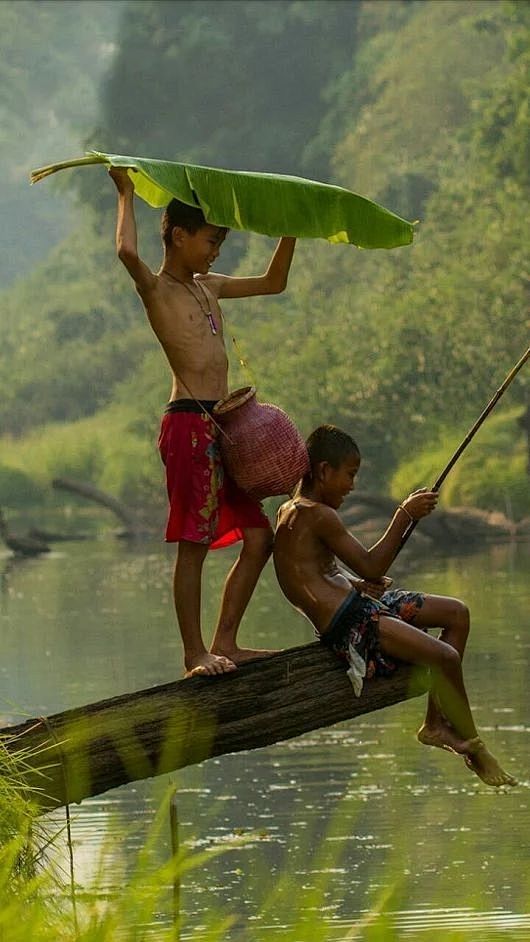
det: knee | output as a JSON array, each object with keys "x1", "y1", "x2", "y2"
[
  {"x1": 436, "y1": 640, "x2": 462, "y2": 673},
  {"x1": 241, "y1": 527, "x2": 273, "y2": 564},
  {"x1": 451, "y1": 599, "x2": 470, "y2": 638},
  {"x1": 175, "y1": 541, "x2": 208, "y2": 572}
]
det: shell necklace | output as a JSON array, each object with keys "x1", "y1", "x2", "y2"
[{"x1": 161, "y1": 270, "x2": 218, "y2": 334}]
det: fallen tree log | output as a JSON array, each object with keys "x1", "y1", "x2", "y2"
[
  {"x1": 52, "y1": 477, "x2": 148, "y2": 538},
  {"x1": 27, "y1": 527, "x2": 90, "y2": 543},
  {"x1": 0, "y1": 644, "x2": 427, "y2": 812}
]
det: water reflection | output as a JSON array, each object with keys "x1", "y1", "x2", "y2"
[{"x1": 2, "y1": 538, "x2": 529, "y2": 938}]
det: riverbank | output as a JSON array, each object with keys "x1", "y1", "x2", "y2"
[{"x1": 342, "y1": 491, "x2": 528, "y2": 555}]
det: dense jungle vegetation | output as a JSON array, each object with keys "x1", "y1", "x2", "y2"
[{"x1": 1, "y1": 0, "x2": 528, "y2": 519}]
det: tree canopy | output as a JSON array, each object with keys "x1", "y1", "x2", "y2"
[{"x1": 1, "y1": 0, "x2": 528, "y2": 516}]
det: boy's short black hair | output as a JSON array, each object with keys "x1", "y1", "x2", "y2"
[
  {"x1": 305, "y1": 425, "x2": 360, "y2": 471},
  {"x1": 161, "y1": 198, "x2": 208, "y2": 244}
]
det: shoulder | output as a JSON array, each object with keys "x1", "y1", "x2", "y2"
[
  {"x1": 138, "y1": 274, "x2": 185, "y2": 312},
  {"x1": 311, "y1": 504, "x2": 348, "y2": 543},
  {"x1": 135, "y1": 272, "x2": 162, "y2": 302},
  {"x1": 276, "y1": 497, "x2": 340, "y2": 533},
  {"x1": 196, "y1": 273, "x2": 225, "y2": 299}
]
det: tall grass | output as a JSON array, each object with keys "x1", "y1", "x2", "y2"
[{"x1": 0, "y1": 763, "x2": 526, "y2": 940}]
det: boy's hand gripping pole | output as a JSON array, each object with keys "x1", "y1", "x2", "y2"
[{"x1": 396, "y1": 345, "x2": 530, "y2": 556}]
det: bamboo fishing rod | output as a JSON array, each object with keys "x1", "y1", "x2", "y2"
[{"x1": 397, "y1": 345, "x2": 530, "y2": 554}]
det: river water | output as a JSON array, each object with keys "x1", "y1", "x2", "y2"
[{"x1": 1, "y1": 533, "x2": 529, "y2": 940}]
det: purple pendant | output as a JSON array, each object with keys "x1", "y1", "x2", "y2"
[{"x1": 206, "y1": 312, "x2": 217, "y2": 335}]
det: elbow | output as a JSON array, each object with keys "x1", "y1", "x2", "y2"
[
  {"x1": 267, "y1": 278, "x2": 287, "y2": 295},
  {"x1": 359, "y1": 558, "x2": 384, "y2": 581},
  {"x1": 117, "y1": 245, "x2": 138, "y2": 266}
]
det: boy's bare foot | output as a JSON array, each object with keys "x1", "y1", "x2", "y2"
[
  {"x1": 463, "y1": 738, "x2": 518, "y2": 787},
  {"x1": 210, "y1": 645, "x2": 278, "y2": 665},
  {"x1": 184, "y1": 652, "x2": 237, "y2": 678},
  {"x1": 417, "y1": 722, "x2": 469, "y2": 755}
]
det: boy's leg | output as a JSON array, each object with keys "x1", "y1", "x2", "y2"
[
  {"x1": 174, "y1": 540, "x2": 236, "y2": 677},
  {"x1": 210, "y1": 526, "x2": 274, "y2": 664},
  {"x1": 409, "y1": 595, "x2": 470, "y2": 747},
  {"x1": 378, "y1": 614, "x2": 515, "y2": 786},
  {"x1": 412, "y1": 594, "x2": 470, "y2": 656}
]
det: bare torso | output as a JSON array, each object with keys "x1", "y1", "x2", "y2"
[
  {"x1": 274, "y1": 497, "x2": 355, "y2": 633},
  {"x1": 138, "y1": 274, "x2": 229, "y2": 401}
]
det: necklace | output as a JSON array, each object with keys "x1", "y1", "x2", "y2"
[{"x1": 161, "y1": 270, "x2": 218, "y2": 335}]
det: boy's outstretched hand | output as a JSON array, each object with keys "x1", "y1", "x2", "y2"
[{"x1": 401, "y1": 487, "x2": 438, "y2": 520}]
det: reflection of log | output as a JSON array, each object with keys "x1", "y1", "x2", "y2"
[
  {"x1": 52, "y1": 477, "x2": 142, "y2": 537},
  {"x1": 0, "y1": 644, "x2": 427, "y2": 812}
]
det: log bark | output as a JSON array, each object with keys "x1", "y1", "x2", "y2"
[{"x1": 0, "y1": 644, "x2": 427, "y2": 812}]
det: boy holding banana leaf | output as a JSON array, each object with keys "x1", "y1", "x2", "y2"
[{"x1": 109, "y1": 168, "x2": 296, "y2": 677}]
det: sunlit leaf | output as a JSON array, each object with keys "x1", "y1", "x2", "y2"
[{"x1": 30, "y1": 151, "x2": 415, "y2": 249}]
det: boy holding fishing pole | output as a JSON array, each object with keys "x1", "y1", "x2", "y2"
[
  {"x1": 109, "y1": 167, "x2": 296, "y2": 677},
  {"x1": 274, "y1": 424, "x2": 516, "y2": 787}
]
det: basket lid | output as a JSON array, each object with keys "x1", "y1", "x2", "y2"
[{"x1": 213, "y1": 386, "x2": 256, "y2": 416}]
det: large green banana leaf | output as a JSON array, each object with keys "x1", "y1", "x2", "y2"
[{"x1": 31, "y1": 150, "x2": 414, "y2": 249}]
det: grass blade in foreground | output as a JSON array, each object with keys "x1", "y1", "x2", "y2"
[{"x1": 30, "y1": 151, "x2": 415, "y2": 249}]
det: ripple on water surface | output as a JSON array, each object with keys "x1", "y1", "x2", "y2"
[{"x1": 3, "y1": 540, "x2": 530, "y2": 937}]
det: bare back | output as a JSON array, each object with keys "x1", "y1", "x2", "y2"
[
  {"x1": 274, "y1": 498, "x2": 355, "y2": 633},
  {"x1": 138, "y1": 275, "x2": 229, "y2": 401}
]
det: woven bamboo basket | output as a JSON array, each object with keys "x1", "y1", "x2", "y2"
[{"x1": 213, "y1": 387, "x2": 310, "y2": 500}]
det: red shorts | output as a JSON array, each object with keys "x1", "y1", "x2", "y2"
[{"x1": 158, "y1": 408, "x2": 271, "y2": 549}]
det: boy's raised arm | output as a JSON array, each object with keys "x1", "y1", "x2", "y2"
[
  {"x1": 209, "y1": 237, "x2": 296, "y2": 299},
  {"x1": 109, "y1": 168, "x2": 157, "y2": 295}
]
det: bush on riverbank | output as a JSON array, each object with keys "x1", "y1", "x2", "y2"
[
  {"x1": 0, "y1": 404, "x2": 165, "y2": 514},
  {"x1": 390, "y1": 406, "x2": 528, "y2": 522}
]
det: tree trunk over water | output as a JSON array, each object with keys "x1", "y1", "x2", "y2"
[
  {"x1": 52, "y1": 477, "x2": 142, "y2": 537},
  {"x1": 0, "y1": 644, "x2": 427, "y2": 812}
]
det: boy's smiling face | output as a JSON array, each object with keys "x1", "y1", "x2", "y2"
[
  {"x1": 177, "y1": 224, "x2": 227, "y2": 275},
  {"x1": 321, "y1": 453, "x2": 360, "y2": 509}
]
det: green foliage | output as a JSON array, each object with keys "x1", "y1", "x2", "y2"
[
  {"x1": 2, "y1": 0, "x2": 529, "y2": 509},
  {"x1": 0, "y1": 757, "x2": 525, "y2": 939},
  {"x1": 0, "y1": 0, "x2": 120, "y2": 284},
  {"x1": 0, "y1": 213, "x2": 156, "y2": 437},
  {"x1": 390, "y1": 407, "x2": 529, "y2": 521},
  {"x1": 470, "y1": 1, "x2": 530, "y2": 191},
  {"x1": 332, "y1": 0, "x2": 504, "y2": 217},
  {"x1": 0, "y1": 465, "x2": 45, "y2": 507},
  {"x1": 87, "y1": 0, "x2": 359, "y2": 176},
  {"x1": 0, "y1": 406, "x2": 165, "y2": 510}
]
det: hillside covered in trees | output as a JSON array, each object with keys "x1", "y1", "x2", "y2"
[{"x1": 1, "y1": 0, "x2": 528, "y2": 520}]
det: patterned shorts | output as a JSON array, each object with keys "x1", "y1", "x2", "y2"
[
  {"x1": 158, "y1": 404, "x2": 270, "y2": 548},
  {"x1": 320, "y1": 588, "x2": 426, "y2": 684}
]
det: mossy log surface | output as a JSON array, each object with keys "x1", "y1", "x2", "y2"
[{"x1": 0, "y1": 643, "x2": 427, "y2": 812}]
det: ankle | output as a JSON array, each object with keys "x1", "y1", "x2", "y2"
[
  {"x1": 184, "y1": 646, "x2": 208, "y2": 666},
  {"x1": 465, "y1": 736, "x2": 485, "y2": 755}
]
